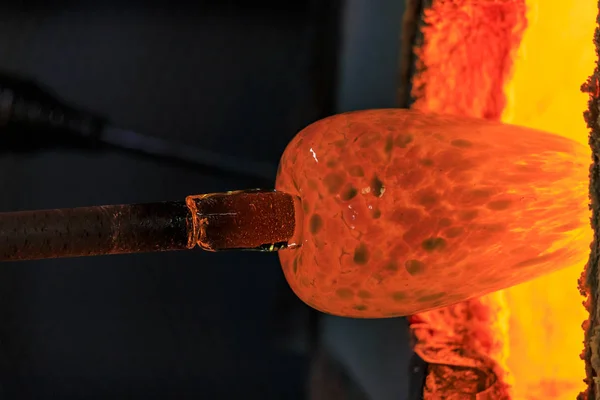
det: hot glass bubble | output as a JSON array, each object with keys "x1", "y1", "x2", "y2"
[{"x1": 275, "y1": 108, "x2": 591, "y2": 318}]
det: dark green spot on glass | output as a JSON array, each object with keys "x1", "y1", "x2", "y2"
[
  {"x1": 341, "y1": 185, "x2": 358, "y2": 201},
  {"x1": 384, "y1": 134, "x2": 394, "y2": 153},
  {"x1": 385, "y1": 261, "x2": 398, "y2": 272},
  {"x1": 422, "y1": 237, "x2": 447, "y2": 252},
  {"x1": 405, "y1": 259, "x2": 426, "y2": 276},
  {"x1": 302, "y1": 201, "x2": 310, "y2": 213},
  {"x1": 392, "y1": 291, "x2": 407, "y2": 302},
  {"x1": 418, "y1": 193, "x2": 438, "y2": 207},
  {"x1": 309, "y1": 214, "x2": 323, "y2": 234},
  {"x1": 336, "y1": 288, "x2": 354, "y2": 300},
  {"x1": 487, "y1": 200, "x2": 513, "y2": 210},
  {"x1": 451, "y1": 139, "x2": 473, "y2": 148},
  {"x1": 323, "y1": 173, "x2": 345, "y2": 194},
  {"x1": 417, "y1": 292, "x2": 447, "y2": 303},
  {"x1": 371, "y1": 176, "x2": 385, "y2": 197},
  {"x1": 353, "y1": 243, "x2": 370, "y2": 265},
  {"x1": 459, "y1": 210, "x2": 479, "y2": 220},
  {"x1": 439, "y1": 218, "x2": 452, "y2": 227}
]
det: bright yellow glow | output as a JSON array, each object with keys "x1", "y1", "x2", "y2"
[{"x1": 500, "y1": 1, "x2": 596, "y2": 398}]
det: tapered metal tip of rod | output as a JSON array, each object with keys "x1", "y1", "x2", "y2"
[{"x1": 186, "y1": 189, "x2": 298, "y2": 252}]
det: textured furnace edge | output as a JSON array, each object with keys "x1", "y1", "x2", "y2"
[
  {"x1": 580, "y1": 3, "x2": 600, "y2": 400},
  {"x1": 397, "y1": 0, "x2": 423, "y2": 108}
]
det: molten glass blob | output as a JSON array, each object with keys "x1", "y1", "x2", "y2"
[{"x1": 276, "y1": 108, "x2": 591, "y2": 318}]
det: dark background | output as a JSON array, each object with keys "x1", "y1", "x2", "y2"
[{"x1": 0, "y1": 1, "x2": 414, "y2": 399}]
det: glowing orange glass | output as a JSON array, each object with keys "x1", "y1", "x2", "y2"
[{"x1": 276, "y1": 108, "x2": 591, "y2": 318}]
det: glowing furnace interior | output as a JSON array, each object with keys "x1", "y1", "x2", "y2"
[
  {"x1": 501, "y1": 2, "x2": 595, "y2": 398},
  {"x1": 410, "y1": 1, "x2": 597, "y2": 398}
]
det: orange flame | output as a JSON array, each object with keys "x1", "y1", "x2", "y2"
[
  {"x1": 500, "y1": 2, "x2": 596, "y2": 399},
  {"x1": 410, "y1": 0, "x2": 596, "y2": 399}
]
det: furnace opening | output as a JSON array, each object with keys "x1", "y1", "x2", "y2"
[{"x1": 409, "y1": 1, "x2": 596, "y2": 398}]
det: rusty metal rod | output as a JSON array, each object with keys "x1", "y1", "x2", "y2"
[{"x1": 0, "y1": 202, "x2": 192, "y2": 262}]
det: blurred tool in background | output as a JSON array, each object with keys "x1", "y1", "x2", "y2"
[{"x1": 0, "y1": 71, "x2": 276, "y2": 182}]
